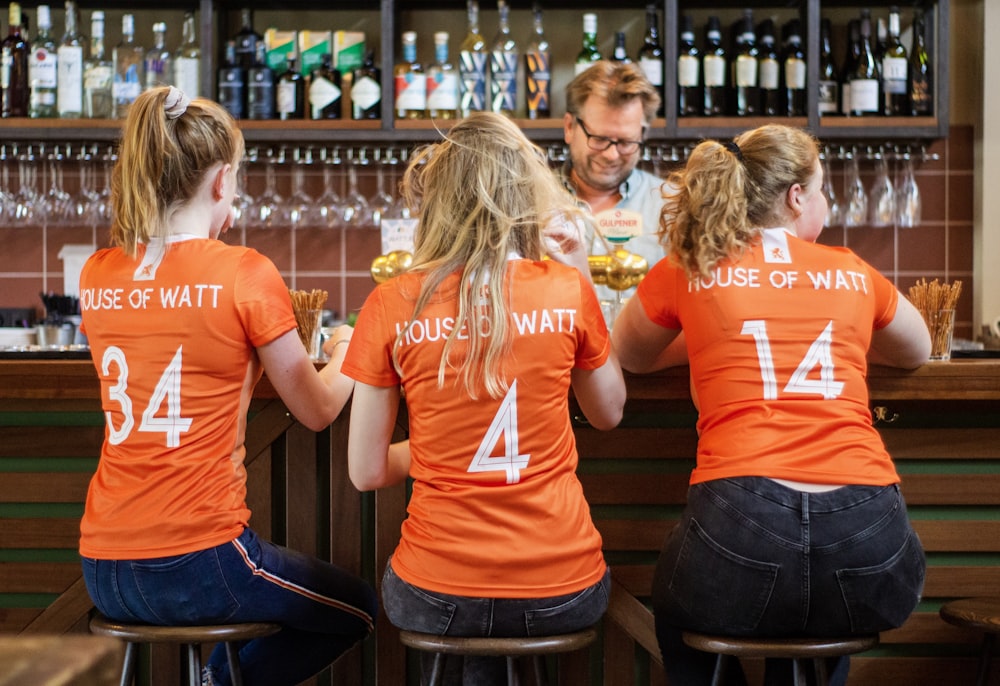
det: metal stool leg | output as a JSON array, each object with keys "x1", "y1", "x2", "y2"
[
  {"x1": 185, "y1": 643, "x2": 201, "y2": 686},
  {"x1": 813, "y1": 656, "x2": 830, "y2": 686},
  {"x1": 426, "y1": 652, "x2": 446, "y2": 686},
  {"x1": 975, "y1": 633, "x2": 996, "y2": 686},
  {"x1": 709, "y1": 653, "x2": 729, "y2": 686},
  {"x1": 119, "y1": 642, "x2": 139, "y2": 686},
  {"x1": 226, "y1": 641, "x2": 244, "y2": 686},
  {"x1": 790, "y1": 657, "x2": 808, "y2": 686},
  {"x1": 505, "y1": 655, "x2": 518, "y2": 686},
  {"x1": 532, "y1": 654, "x2": 549, "y2": 686}
]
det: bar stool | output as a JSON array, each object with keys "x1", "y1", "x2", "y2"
[
  {"x1": 397, "y1": 626, "x2": 597, "y2": 686},
  {"x1": 89, "y1": 614, "x2": 281, "y2": 686},
  {"x1": 682, "y1": 631, "x2": 880, "y2": 686},
  {"x1": 939, "y1": 596, "x2": 1000, "y2": 686}
]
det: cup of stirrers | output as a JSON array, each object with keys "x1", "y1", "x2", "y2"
[
  {"x1": 289, "y1": 288, "x2": 328, "y2": 360},
  {"x1": 908, "y1": 278, "x2": 962, "y2": 362}
]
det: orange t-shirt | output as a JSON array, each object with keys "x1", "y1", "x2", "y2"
[
  {"x1": 636, "y1": 228, "x2": 900, "y2": 486},
  {"x1": 343, "y1": 259, "x2": 608, "y2": 598},
  {"x1": 78, "y1": 236, "x2": 296, "y2": 559}
]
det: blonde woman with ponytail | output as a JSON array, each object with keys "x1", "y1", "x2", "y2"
[{"x1": 78, "y1": 87, "x2": 375, "y2": 686}]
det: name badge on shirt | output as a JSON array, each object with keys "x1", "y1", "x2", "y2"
[{"x1": 595, "y1": 208, "x2": 642, "y2": 244}]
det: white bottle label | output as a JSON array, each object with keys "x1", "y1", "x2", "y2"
[
  {"x1": 352, "y1": 76, "x2": 381, "y2": 110},
  {"x1": 426, "y1": 71, "x2": 459, "y2": 110},
  {"x1": 309, "y1": 77, "x2": 341, "y2": 116},
  {"x1": 759, "y1": 58, "x2": 779, "y2": 90},
  {"x1": 703, "y1": 54, "x2": 725, "y2": 87},
  {"x1": 640, "y1": 57, "x2": 664, "y2": 87},
  {"x1": 277, "y1": 80, "x2": 295, "y2": 114},
  {"x1": 882, "y1": 56, "x2": 907, "y2": 93},
  {"x1": 30, "y1": 47, "x2": 58, "y2": 89},
  {"x1": 850, "y1": 79, "x2": 879, "y2": 113},
  {"x1": 57, "y1": 45, "x2": 84, "y2": 113},
  {"x1": 786, "y1": 58, "x2": 806, "y2": 89},
  {"x1": 174, "y1": 57, "x2": 200, "y2": 97},
  {"x1": 395, "y1": 72, "x2": 427, "y2": 111},
  {"x1": 676, "y1": 55, "x2": 698, "y2": 88},
  {"x1": 736, "y1": 55, "x2": 757, "y2": 87}
]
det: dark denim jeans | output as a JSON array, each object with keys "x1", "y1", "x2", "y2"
[
  {"x1": 652, "y1": 477, "x2": 925, "y2": 686},
  {"x1": 82, "y1": 527, "x2": 377, "y2": 686},
  {"x1": 382, "y1": 561, "x2": 610, "y2": 686}
]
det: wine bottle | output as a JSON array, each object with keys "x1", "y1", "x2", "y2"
[
  {"x1": 145, "y1": 21, "x2": 173, "y2": 90},
  {"x1": 574, "y1": 13, "x2": 601, "y2": 76},
  {"x1": 351, "y1": 48, "x2": 381, "y2": 120},
  {"x1": 909, "y1": 9, "x2": 932, "y2": 116},
  {"x1": 611, "y1": 31, "x2": 629, "y2": 63},
  {"x1": 426, "y1": 32, "x2": 458, "y2": 119},
  {"x1": 112, "y1": 13, "x2": 144, "y2": 119},
  {"x1": 82, "y1": 10, "x2": 112, "y2": 119},
  {"x1": 756, "y1": 19, "x2": 780, "y2": 117},
  {"x1": 56, "y1": 0, "x2": 85, "y2": 118},
  {"x1": 676, "y1": 15, "x2": 700, "y2": 118},
  {"x1": 839, "y1": 19, "x2": 860, "y2": 115},
  {"x1": 524, "y1": 3, "x2": 550, "y2": 120},
  {"x1": 246, "y1": 41, "x2": 275, "y2": 120},
  {"x1": 637, "y1": 4, "x2": 664, "y2": 117},
  {"x1": 458, "y1": 0, "x2": 487, "y2": 116},
  {"x1": 28, "y1": 4, "x2": 57, "y2": 118},
  {"x1": 881, "y1": 5, "x2": 908, "y2": 115},
  {"x1": 817, "y1": 18, "x2": 839, "y2": 116},
  {"x1": 217, "y1": 40, "x2": 245, "y2": 118},
  {"x1": 701, "y1": 16, "x2": 726, "y2": 117},
  {"x1": 848, "y1": 9, "x2": 880, "y2": 116},
  {"x1": 1, "y1": 2, "x2": 30, "y2": 117},
  {"x1": 276, "y1": 54, "x2": 305, "y2": 120},
  {"x1": 489, "y1": 0, "x2": 517, "y2": 115},
  {"x1": 782, "y1": 19, "x2": 806, "y2": 117},
  {"x1": 394, "y1": 30, "x2": 426, "y2": 119},
  {"x1": 174, "y1": 12, "x2": 201, "y2": 98},
  {"x1": 233, "y1": 8, "x2": 262, "y2": 72},
  {"x1": 308, "y1": 52, "x2": 341, "y2": 120},
  {"x1": 733, "y1": 10, "x2": 758, "y2": 117}
]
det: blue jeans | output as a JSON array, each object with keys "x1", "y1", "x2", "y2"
[
  {"x1": 382, "y1": 561, "x2": 610, "y2": 686},
  {"x1": 82, "y1": 527, "x2": 377, "y2": 686},
  {"x1": 652, "y1": 477, "x2": 925, "y2": 686}
]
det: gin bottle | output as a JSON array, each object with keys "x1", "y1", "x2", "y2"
[
  {"x1": 489, "y1": 0, "x2": 517, "y2": 116},
  {"x1": 458, "y1": 0, "x2": 487, "y2": 116},
  {"x1": 29, "y1": 4, "x2": 58, "y2": 118},
  {"x1": 394, "y1": 30, "x2": 426, "y2": 119},
  {"x1": 145, "y1": 21, "x2": 173, "y2": 89},
  {"x1": 174, "y1": 12, "x2": 200, "y2": 98},
  {"x1": 82, "y1": 11, "x2": 112, "y2": 118},
  {"x1": 523, "y1": 3, "x2": 550, "y2": 120},
  {"x1": 112, "y1": 13, "x2": 144, "y2": 118},
  {"x1": 56, "y1": 0, "x2": 85, "y2": 118},
  {"x1": 426, "y1": 32, "x2": 458, "y2": 119}
]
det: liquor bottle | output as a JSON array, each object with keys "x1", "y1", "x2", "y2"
[
  {"x1": 874, "y1": 17, "x2": 888, "y2": 72},
  {"x1": 1, "y1": 2, "x2": 30, "y2": 117},
  {"x1": 276, "y1": 54, "x2": 305, "y2": 119},
  {"x1": 490, "y1": 0, "x2": 517, "y2": 115},
  {"x1": 676, "y1": 15, "x2": 700, "y2": 117},
  {"x1": 458, "y1": 0, "x2": 487, "y2": 116},
  {"x1": 881, "y1": 5, "x2": 908, "y2": 115},
  {"x1": 637, "y1": 4, "x2": 664, "y2": 116},
  {"x1": 112, "y1": 13, "x2": 144, "y2": 118},
  {"x1": 217, "y1": 40, "x2": 245, "y2": 118},
  {"x1": 174, "y1": 12, "x2": 201, "y2": 98},
  {"x1": 701, "y1": 16, "x2": 726, "y2": 116},
  {"x1": 782, "y1": 19, "x2": 806, "y2": 117},
  {"x1": 28, "y1": 4, "x2": 57, "y2": 118},
  {"x1": 82, "y1": 11, "x2": 112, "y2": 119},
  {"x1": 351, "y1": 48, "x2": 381, "y2": 120},
  {"x1": 394, "y1": 31, "x2": 426, "y2": 119},
  {"x1": 848, "y1": 9, "x2": 880, "y2": 116},
  {"x1": 611, "y1": 32, "x2": 629, "y2": 63},
  {"x1": 574, "y1": 13, "x2": 601, "y2": 76},
  {"x1": 756, "y1": 19, "x2": 779, "y2": 117},
  {"x1": 145, "y1": 22, "x2": 173, "y2": 89},
  {"x1": 246, "y1": 41, "x2": 274, "y2": 120},
  {"x1": 733, "y1": 10, "x2": 758, "y2": 117},
  {"x1": 909, "y1": 9, "x2": 932, "y2": 116},
  {"x1": 426, "y1": 32, "x2": 458, "y2": 119},
  {"x1": 308, "y1": 52, "x2": 341, "y2": 119},
  {"x1": 817, "y1": 18, "x2": 839, "y2": 116},
  {"x1": 523, "y1": 3, "x2": 550, "y2": 120},
  {"x1": 56, "y1": 0, "x2": 84, "y2": 118},
  {"x1": 233, "y1": 8, "x2": 261, "y2": 72},
  {"x1": 839, "y1": 19, "x2": 860, "y2": 114}
]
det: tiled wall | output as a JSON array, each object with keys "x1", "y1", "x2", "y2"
[{"x1": 0, "y1": 125, "x2": 975, "y2": 340}]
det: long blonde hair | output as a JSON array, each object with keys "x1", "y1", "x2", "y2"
[
  {"x1": 111, "y1": 87, "x2": 243, "y2": 257},
  {"x1": 396, "y1": 112, "x2": 583, "y2": 399},
  {"x1": 662, "y1": 124, "x2": 819, "y2": 280}
]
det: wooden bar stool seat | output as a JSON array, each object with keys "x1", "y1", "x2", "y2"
[
  {"x1": 939, "y1": 596, "x2": 1000, "y2": 686},
  {"x1": 682, "y1": 631, "x2": 880, "y2": 686},
  {"x1": 89, "y1": 614, "x2": 281, "y2": 686},
  {"x1": 398, "y1": 627, "x2": 597, "y2": 686}
]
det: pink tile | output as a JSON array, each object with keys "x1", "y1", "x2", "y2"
[
  {"x1": 344, "y1": 229, "x2": 384, "y2": 272},
  {"x1": 948, "y1": 223, "x2": 975, "y2": 274},
  {"x1": 843, "y1": 227, "x2": 895, "y2": 272},
  {"x1": 897, "y1": 225, "x2": 948, "y2": 272},
  {"x1": 947, "y1": 172, "x2": 974, "y2": 223},
  {"x1": 295, "y1": 227, "x2": 344, "y2": 272},
  {"x1": 948, "y1": 125, "x2": 974, "y2": 171},
  {"x1": 0, "y1": 227, "x2": 45, "y2": 272},
  {"x1": 0, "y1": 276, "x2": 46, "y2": 315},
  {"x1": 244, "y1": 228, "x2": 293, "y2": 272}
]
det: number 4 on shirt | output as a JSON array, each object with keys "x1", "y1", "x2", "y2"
[
  {"x1": 467, "y1": 380, "x2": 531, "y2": 484},
  {"x1": 742, "y1": 319, "x2": 845, "y2": 400}
]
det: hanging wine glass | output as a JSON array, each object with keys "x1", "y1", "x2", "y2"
[
  {"x1": 249, "y1": 147, "x2": 286, "y2": 229},
  {"x1": 73, "y1": 144, "x2": 102, "y2": 229},
  {"x1": 313, "y1": 146, "x2": 344, "y2": 229},
  {"x1": 342, "y1": 148, "x2": 372, "y2": 228},
  {"x1": 287, "y1": 146, "x2": 314, "y2": 229},
  {"x1": 868, "y1": 146, "x2": 896, "y2": 227},
  {"x1": 369, "y1": 147, "x2": 395, "y2": 229},
  {"x1": 386, "y1": 147, "x2": 414, "y2": 221},
  {"x1": 895, "y1": 146, "x2": 922, "y2": 228},
  {"x1": 14, "y1": 144, "x2": 45, "y2": 226},
  {"x1": 0, "y1": 144, "x2": 16, "y2": 228},
  {"x1": 820, "y1": 146, "x2": 841, "y2": 228},
  {"x1": 231, "y1": 147, "x2": 254, "y2": 235},
  {"x1": 44, "y1": 144, "x2": 75, "y2": 227},
  {"x1": 842, "y1": 147, "x2": 867, "y2": 228}
]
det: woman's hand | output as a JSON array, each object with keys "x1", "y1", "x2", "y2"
[
  {"x1": 543, "y1": 217, "x2": 591, "y2": 280},
  {"x1": 322, "y1": 324, "x2": 354, "y2": 359}
]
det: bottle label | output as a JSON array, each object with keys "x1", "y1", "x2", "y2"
[
  {"x1": 640, "y1": 57, "x2": 664, "y2": 87},
  {"x1": 1, "y1": 50, "x2": 11, "y2": 89},
  {"x1": 489, "y1": 52, "x2": 517, "y2": 112},
  {"x1": 850, "y1": 79, "x2": 879, "y2": 113},
  {"x1": 84, "y1": 64, "x2": 113, "y2": 90},
  {"x1": 525, "y1": 50, "x2": 550, "y2": 114},
  {"x1": 677, "y1": 55, "x2": 698, "y2": 88},
  {"x1": 57, "y1": 45, "x2": 84, "y2": 113},
  {"x1": 882, "y1": 56, "x2": 907, "y2": 93},
  {"x1": 911, "y1": 76, "x2": 931, "y2": 114},
  {"x1": 352, "y1": 75, "x2": 381, "y2": 110},
  {"x1": 735, "y1": 55, "x2": 757, "y2": 87},
  {"x1": 703, "y1": 55, "x2": 725, "y2": 87},
  {"x1": 459, "y1": 51, "x2": 487, "y2": 111},
  {"x1": 760, "y1": 58, "x2": 779, "y2": 90},
  {"x1": 276, "y1": 80, "x2": 295, "y2": 114},
  {"x1": 395, "y1": 72, "x2": 427, "y2": 111},
  {"x1": 427, "y1": 71, "x2": 459, "y2": 111},
  {"x1": 785, "y1": 58, "x2": 806, "y2": 89},
  {"x1": 818, "y1": 80, "x2": 838, "y2": 113},
  {"x1": 29, "y1": 48, "x2": 58, "y2": 89},
  {"x1": 113, "y1": 66, "x2": 142, "y2": 101},
  {"x1": 175, "y1": 57, "x2": 200, "y2": 98},
  {"x1": 309, "y1": 76, "x2": 342, "y2": 115}
]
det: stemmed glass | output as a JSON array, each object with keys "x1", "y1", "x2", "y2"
[
  {"x1": 286, "y1": 147, "x2": 314, "y2": 230},
  {"x1": 249, "y1": 147, "x2": 286, "y2": 229},
  {"x1": 231, "y1": 148, "x2": 254, "y2": 235},
  {"x1": 820, "y1": 147, "x2": 841, "y2": 228},
  {"x1": 0, "y1": 144, "x2": 16, "y2": 228},
  {"x1": 895, "y1": 146, "x2": 922, "y2": 228},
  {"x1": 314, "y1": 146, "x2": 344, "y2": 229},
  {"x1": 342, "y1": 148, "x2": 372, "y2": 228},
  {"x1": 71, "y1": 144, "x2": 102, "y2": 228},
  {"x1": 369, "y1": 147, "x2": 396, "y2": 229},
  {"x1": 14, "y1": 144, "x2": 45, "y2": 226},
  {"x1": 842, "y1": 147, "x2": 868, "y2": 228},
  {"x1": 868, "y1": 146, "x2": 896, "y2": 227},
  {"x1": 386, "y1": 147, "x2": 413, "y2": 221},
  {"x1": 43, "y1": 144, "x2": 75, "y2": 227}
]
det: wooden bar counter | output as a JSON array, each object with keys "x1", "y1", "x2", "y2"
[{"x1": 1, "y1": 358, "x2": 998, "y2": 685}]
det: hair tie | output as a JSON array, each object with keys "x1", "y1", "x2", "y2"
[
  {"x1": 163, "y1": 86, "x2": 191, "y2": 120},
  {"x1": 722, "y1": 140, "x2": 743, "y2": 162}
]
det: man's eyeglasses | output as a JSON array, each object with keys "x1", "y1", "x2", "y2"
[{"x1": 575, "y1": 117, "x2": 644, "y2": 155}]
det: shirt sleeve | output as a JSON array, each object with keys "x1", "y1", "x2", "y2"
[
  {"x1": 635, "y1": 257, "x2": 682, "y2": 330},
  {"x1": 867, "y1": 262, "x2": 900, "y2": 330},
  {"x1": 234, "y1": 250, "x2": 297, "y2": 348},
  {"x1": 575, "y1": 270, "x2": 611, "y2": 371},
  {"x1": 342, "y1": 285, "x2": 401, "y2": 387}
]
